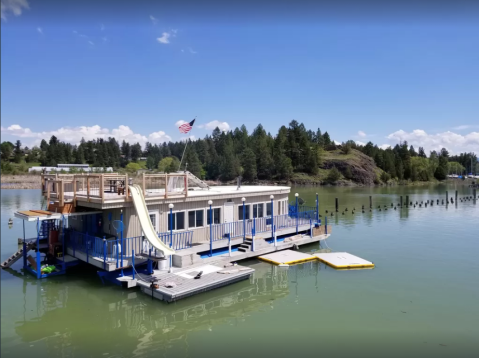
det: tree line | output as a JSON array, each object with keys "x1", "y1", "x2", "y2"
[{"x1": 1, "y1": 120, "x2": 477, "y2": 182}]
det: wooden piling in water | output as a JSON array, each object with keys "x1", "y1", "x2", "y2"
[
  {"x1": 400, "y1": 196, "x2": 403, "y2": 207},
  {"x1": 446, "y1": 191, "x2": 448, "y2": 204},
  {"x1": 369, "y1": 196, "x2": 372, "y2": 209},
  {"x1": 335, "y1": 198, "x2": 339, "y2": 212},
  {"x1": 455, "y1": 190, "x2": 458, "y2": 203},
  {"x1": 406, "y1": 195, "x2": 409, "y2": 207}
]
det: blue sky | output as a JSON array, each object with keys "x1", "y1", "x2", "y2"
[{"x1": 1, "y1": 0, "x2": 479, "y2": 154}]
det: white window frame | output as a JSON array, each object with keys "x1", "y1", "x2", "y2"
[
  {"x1": 238, "y1": 203, "x2": 251, "y2": 220},
  {"x1": 167, "y1": 210, "x2": 187, "y2": 231},
  {"x1": 206, "y1": 206, "x2": 222, "y2": 225},
  {"x1": 252, "y1": 202, "x2": 266, "y2": 218},
  {"x1": 187, "y1": 209, "x2": 205, "y2": 229},
  {"x1": 148, "y1": 209, "x2": 160, "y2": 232}
]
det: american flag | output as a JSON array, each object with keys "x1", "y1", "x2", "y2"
[{"x1": 179, "y1": 119, "x2": 196, "y2": 134}]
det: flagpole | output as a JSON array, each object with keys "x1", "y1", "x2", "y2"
[
  {"x1": 178, "y1": 140, "x2": 188, "y2": 172},
  {"x1": 178, "y1": 116, "x2": 196, "y2": 171}
]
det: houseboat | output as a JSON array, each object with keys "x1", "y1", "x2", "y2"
[{"x1": 3, "y1": 171, "x2": 331, "y2": 302}]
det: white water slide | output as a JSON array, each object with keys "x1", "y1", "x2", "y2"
[{"x1": 129, "y1": 185, "x2": 176, "y2": 256}]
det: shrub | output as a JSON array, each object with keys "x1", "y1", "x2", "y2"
[
  {"x1": 125, "y1": 162, "x2": 141, "y2": 173},
  {"x1": 341, "y1": 143, "x2": 352, "y2": 154},
  {"x1": 343, "y1": 166, "x2": 353, "y2": 180},
  {"x1": 327, "y1": 167, "x2": 341, "y2": 183},
  {"x1": 380, "y1": 171, "x2": 391, "y2": 183}
]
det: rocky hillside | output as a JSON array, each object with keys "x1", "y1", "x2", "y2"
[{"x1": 290, "y1": 149, "x2": 383, "y2": 186}]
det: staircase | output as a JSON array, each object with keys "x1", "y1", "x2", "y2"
[
  {"x1": 1, "y1": 241, "x2": 36, "y2": 268},
  {"x1": 177, "y1": 171, "x2": 210, "y2": 189},
  {"x1": 238, "y1": 238, "x2": 253, "y2": 252}
]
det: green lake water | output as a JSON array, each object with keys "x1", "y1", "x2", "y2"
[{"x1": 1, "y1": 186, "x2": 478, "y2": 358}]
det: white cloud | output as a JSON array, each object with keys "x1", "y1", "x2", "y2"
[
  {"x1": 386, "y1": 129, "x2": 479, "y2": 154},
  {"x1": 88, "y1": 41, "x2": 94, "y2": 46},
  {"x1": 188, "y1": 47, "x2": 197, "y2": 54},
  {"x1": 150, "y1": 15, "x2": 158, "y2": 24},
  {"x1": 37, "y1": 27, "x2": 43, "y2": 34},
  {"x1": 333, "y1": 140, "x2": 341, "y2": 145},
  {"x1": 453, "y1": 125, "x2": 479, "y2": 131},
  {"x1": 1, "y1": 0, "x2": 29, "y2": 21},
  {"x1": 198, "y1": 120, "x2": 230, "y2": 132},
  {"x1": 357, "y1": 130, "x2": 366, "y2": 137},
  {"x1": 355, "y1": 141, "x2": 366, "y2": 146},
  {"x1": 379, "y1": 144, "x2": 392, "y2": 150},
  {"x1": 175, "y1": 120, "x2": 187, "y2": 127},
  {"x1": 1, "y1": 124, "x2": 172, "y2": 147},
  {"x1": 180, "y1": 135, "x2": 196, "y2": 142},
  {"x1": 157, "y1": 32, "x2": 171, "y2": 44}
]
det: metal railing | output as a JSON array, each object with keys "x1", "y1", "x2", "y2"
[
  {"x1": 157, "y1": 231, "x2": 193, "y2": 250},
  {"x1": 206, "y1": 210, "x2": 318, "y2": 242}
]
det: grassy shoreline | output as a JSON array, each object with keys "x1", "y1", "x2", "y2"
[{"x1": 1, "y1": 173, "x2": 473, "y2": 190}]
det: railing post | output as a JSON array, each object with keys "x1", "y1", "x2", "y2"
[
  {"x1": 22, "y1": 241, "x2": 27, "y2": 269},
  {"x1": 325, "y1": 216, "x2": 328, "y2": 235},
  {"x1": 36, "y1": 218, "x2": 41, "y2": 279},
  {"x1": 310, "y1": 219, "x2": 313, "y2": 238},
  {"x1": 125, "y1": 174, "x2": 129, "y2": 200},
  {"x1": 274, "y1": 224, "x2": 277, "y2": 247},
  {"x1": 252, "y1": 217, "x2": 255, "y2": 252},
  {"x1": 116, "y1": 239, "x2": 119, "y2": 269},
  {"x1": 316, "y1": 193, "x2": 319, "y2": 223},
  {"x1": 228, "y1": 233, "x2": 231, "y2": 257},
  {"x1": 120, "y1": 210, "x2": 124, "y2": 276},
  {"x1": 132, "y1": 249, "x2": 135, "y2": 280},
  {"x1": 270, "y1": 195, "x2": 274, "y2": 244},
  {"x1": 208, "y1": 201, "x2": 213, "y2": 257},
  {"x1": 100, "y1": 174, "x2": 104, "y2": 202},
  {"x1": 87, "y1": 177, "x2": 90, "y2": 201},
  {"x1": 242, "y1": 198, "x2": 246, "y2": 243},
  {"x1": 148, "y1": 247, "x2": 153, "y2": 275},
  {"x1": 169, "y1": 204, "x2": 174, "y2": 273},
  {"x1": 295, "y1": 193, "x2": 299, "y2": 234},
  {"x1": 103, "y1": 237, "x2": 107, "y2": 270},
  {"x1": 142, "y1": 173, "x2": 146, "y2": 195}
]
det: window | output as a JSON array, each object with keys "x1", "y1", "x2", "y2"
[
  {"x1": 238, "y1": 204, "x2": 250, "y2": 220},
  {"x1": 168, "y1": 212, "x2": 185, "y2": 230},
  {"x1": 266, "y1": 202, "x2": 272, "y2": 216},
  {"x1": 207, "y1": 208, "x2": 221, "y2": 224},
  {"x1": 253, "y1": 203, "x2": 264, "y2": 218},
  {"x1": 188, "y1": 210, "x2": 204, "y2": 228},
  {"x1": 149, "y1": 213, "x2": 157, "y2": 231}
]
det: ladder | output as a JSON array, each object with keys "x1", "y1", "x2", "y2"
[
  {"x1": 177, "y1": 171, "x2": 210, "y2": 189},
  {"x1": 1, "y1": 241, "x2": 36, "y2": 268}
]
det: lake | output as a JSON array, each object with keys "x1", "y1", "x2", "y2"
[{"x1": 1, "y1": 186, "x2": 478, "y2": 358}]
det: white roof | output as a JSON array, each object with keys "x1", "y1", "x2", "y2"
[{"x1": 187, "y1": 185, "x2": 291, "y2": 197}]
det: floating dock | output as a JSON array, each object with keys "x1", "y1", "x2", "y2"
[
  {"x1": 131, "y1": 263, "x2": 255, "y2": 302},
  {"x1": 258, "y1": 249, "x2": 317, "y2": 265},
  {"x1": 313, "y1": 252, "x2": 374, "y2": 269}
]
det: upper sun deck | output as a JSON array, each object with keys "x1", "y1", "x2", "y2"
[{"x1": 41, "y1": 173, "x2": 290, "y2": 209}]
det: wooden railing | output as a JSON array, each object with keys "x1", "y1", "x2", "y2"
[
  {"x1": 143, "y1": 173, "x2": 188, "y2": 198},
  {"x1": 42, "y1": 172, "x2": 191, "y2": 204}
]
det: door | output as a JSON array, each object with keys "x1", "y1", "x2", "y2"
[{"x1": 224, "y1": 202, "x2": 234, "y2": 223}]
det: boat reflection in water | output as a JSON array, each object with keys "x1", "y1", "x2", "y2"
[{"x1": 9, "y1": 260, "x2": 322, "y2": 358}]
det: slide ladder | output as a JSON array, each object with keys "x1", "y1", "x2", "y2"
[
  {"x1": 129, "y1": 185, "x2": 176, "y2": 256},
  {"x1": 1, "y1": 241, "x2": 36, "y2": 269}
]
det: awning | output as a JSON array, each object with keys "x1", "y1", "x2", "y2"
[{"x1": 14, "y1": 210, "x2": 103, "y2": 222}]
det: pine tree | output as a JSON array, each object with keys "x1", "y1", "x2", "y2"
[
  {"x1": 14, "y1": 140, "x2": 23, "y2": 163},
  {"x1": 241, "y1": 147, "x2": 257, "y2": 181},
  {"x1": 183, "y1": 146, "x2": 202, "y2": 178}
]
